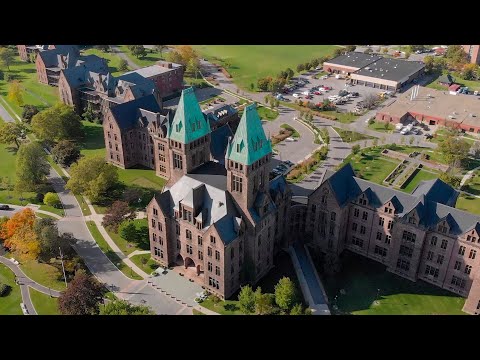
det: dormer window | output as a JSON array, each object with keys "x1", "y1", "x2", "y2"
[
  {"x1": 409, "y1": 217, "x2": 416, "y2": 225},
  {"x1": 438, "y1": 224, "x2": 448, "y2": 234}
]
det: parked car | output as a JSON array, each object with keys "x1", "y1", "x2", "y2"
[
  {"x1": 321, "y1": 75, "x2": 329, "y2": 80},
  {"x1": 424, "y1": 133, "x2": 433, "y2": 139},
  {"x1": 284, "y1": 160, "x2": 295, "y2": 167},
  {"x1": 302, "y1": 91, "x2": 310, "y2": 96},
  {"x1": 285, "y1": 137, "x2": 297, "y2": 142},
  {"x1": 400, "y1": 128, "x2": 409, "y2": 135},
  {"x1": 305, "y1": 95, "x2": 313, "y2": 100},
  {"x1": 0, "y1": 204, "x2": 10, "y2": 210},
  {"x1": 293, "y1": 93, "x2": 300, "y2": 98}
]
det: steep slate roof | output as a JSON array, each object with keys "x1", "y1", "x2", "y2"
[
  {"x1": 323, "y1": 163, "x2": 480, "y2": 235},
  {"x1": 226, "y1": 104, "x2": 272, "y2": 165},
  {"x1": 204, "y1": 104, "x2": 238, "y2": 126},
  {"x1": 168, "y1": 87, "x2": 211, "y2": 144},
  {"x1": 110, "y1": 94, "x2": 162, "y2": 130},
  {"x1": 210, "y1": 124, "x2": 233, "y2": 164}
]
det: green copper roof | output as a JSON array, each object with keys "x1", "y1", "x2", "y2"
[
  {"x1": 227, "y1": 103, "x2": 272, "y2": 165},
  {"x1": 168, "y1": 87, "x2": 211, "y2": 143}
]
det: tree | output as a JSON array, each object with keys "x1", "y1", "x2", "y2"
[
  {"x1": 7, "y1": 80, "x2": 24, "y2": 106},
  {"x1": 257, "y1": 77, "x2": 272, "y2": 91},
  {"x1": 51, "y1": 140, "x2": 80, "y2": 167},
  {"x1": 290, "y1": 303, "x2": 304, "y2": 315},
  {"x1": 118, "y1": 58, "x2": 128, "y2": 72},
  {"x1": 409, "y1": 45, "x2": 425, "y2": 52},
  {"x1": 382, "y1": 47, "x2": 389, "y2": 54},
  {"x1": 120, "y1": 222, "x2": 138, "y2": 242},
  {"x1": 96, "y1": 45, "x2": 110, "y2": 53},
  {"x1": 254, "y1": 288, "x2": 276, "y2": 315},
  {"x1": 0, "y1": 208, "x2": 40, "y2": 261},
  {"x1": 154, "y1": 45, "x2": 167, "y2": 58},
  {"x1": 445, "y1": 45, "x2": 468, "y2": 69},
  {"x1": 31, "y1": 103, "x2": 84, "y2": 144},
  {"x1": 43, "y1": 192, "x2": 61, "y2": 207},
  {"x1": 440, "y1": 172, "x2": 461, "y2": 188},
  {"x1": 363, "y1": 93, "x2": 378, "y2": 109},
  {"x1": 364, "y1": 48, "x2": 373, "y2": 54},
  {"x1": 0, "y1": 47, "x2": 14, "y2": 71},
  {"x1": 351, "y1": 144, "x2": 361, "y2": 155},
  {"x1": 186, "y1": 57, "x2": 200, "y2": 78},
  {"x1": 462, "y1": 63, "x2": 478, "y2": 80},
  {"x1": 22, "y1": 105, "x2": 39, "y2": 124},
  {"x1": 34, "y1": 218, "x2": 75, "y2": 261},
  {"x1": 82, "y1": 103, "x2": 98, "y2": 123},
  {"x1": 296, "y1": 63, "x2": 305, "y2": 73},
  {"x1": 100, "y1": 299, "x2": 154, "y2": 315},
  {"x1": 345, "y1": 45, "x2": 356, "y2": 52},
  {"x1": 0, "y1": 122, "x2": 25, "y2": 149},
  {"x1": 323, "y1": 251, "x2": 342, "y2": 276},
  {"x1": 383, "y1": 121, "x2": 390, "y2": 131},
  {"x1": 404, "y1": 51, "x2": 411, "y2": 60},
  {"x1": 58, "y1": 271, "x2": 105, "y2": 315},
  {"x1": 15, "y1": 142, "x2": 49, "y2": 193},
  {"x1": 286, "y1": 68, "x2": 294, "y2": 79},
  {"x1": 102, "y1": 201, "x2": 135, "y2": 233},
  {"x1": 268, "y1": 77, "x2": 286, "y2": 93},
  {"x1": 131, "y1": 45, "x2": 147, "y2": 59},
  {"x1": 66, "y1": 155, "x2": 118, "y2": 202},
  {"x1": 304, "y1": 62, "x2": 312, "y2": 71},
  {"x1": 122, "y1": 188, "x2": 143, "y2": 205},
  {"x1": 333, "y1": 48, "x2": 343, "y2": 57},
  {"x1": 438, "y1": 135, "x2": 471, "y2": 167},
  {"x1": 274, "y1": 277, "x2": 298, "y2": 312},
  {"x1": 372, "y1": 138, "x2": 379, "y2": 147},
  {"x1": 250, "y1": 83, "x2": 255, "y2": 91},
  {"x1": 166, "y1": 46, "x2": 198, "y2": 66},
  {"x1": 310, "y1": 58, "x2": 320, "y2": 69},
  {"x1": 423, "y1": 55, "x2": 434, "y2": 73},
  {"x1": 238, "y1": 285, "x2": 255, "y2": 314}
]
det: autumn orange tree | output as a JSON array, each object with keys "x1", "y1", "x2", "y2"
[{"x1": 0, "y1": 208, "x2": 40, "y2": 261}]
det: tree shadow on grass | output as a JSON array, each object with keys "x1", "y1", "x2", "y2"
[{"x1": 81, "y1": 123, "x2": 105, "y2": 150}]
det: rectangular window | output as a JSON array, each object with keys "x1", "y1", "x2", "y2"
[
  {"x1": 430, "y1": 236, "x2": 437, "y2": 246},
  {"x1": 352, "y1": 222, "x2": 358, "y2": 232},
  {"x1": 176, "y1": 223, "x2": 180, "y2": 235},
  {"x1": 459, "y1": 246, "x2": 466, "y2": 256},
  {"x1": 387, "y1": 220, "x2": 393, "y2": 230},
  {"x1": 198, "y1": 250, "x2": 203, "y2": 260},
  {"x1": 173, "y1": 153, "x2": 183, "y2": 169},
  {"x1": 352, "y1": 236, "x2": 363, "y2": 248},
  {"x1": 360, "y1": 225, "x2": 366, "y2": 235},
  {"x1": 207, "y1": 262, "x2": 213, "y2": 272},
  {"x1": 374, "y1": 245, "x2": 387, "y2": 257},
  {"x1": 379, "y1": 217, "x2": 384, "y2": 226},
  {"x1": 232, "y1": 175, "x2": 243, "y2": 192},
  {"x1": 210, "y1": 235, "x2": 216, "y2": 244},
  {"x1": 186, "y1": 229, "x2": 192, "y2": 240},
  {"x1": 215, "y1": 250, "x2": 220, "y2": 261},
  {"x1": 152, "y1": 233, "x2": 157, "y2": 242},
  {"x1": 396, "y1": 259, "x2": 410, "y2": 272},
  {"x1": 440, "y1": 239, "x2": 448, "y2": 250},
  {"x1": 399, "y1": 245, "x2": 413, "y2": 258},
  {"x1": 409, "y1": 217, "x2": 416, "y2": 224},
  {"x1": 427, "y1": 251, "x2": 434, "y2": 261},
  {"x1": 198, "y1": 236, "x2": 203, "y2": 245},
  {"x1": 186, "y1": 244, "x2": 193, "y2": 255},
  {"x1": 385, "y1": 235, "x2": 391, "y2": 244},
  {"x1": 208, "y1": 247, "x2": 212, "y2": 257},
  {"x1": 151, "y1": 219, "x2": 156, "y2": 228},
  {"x1": 158, "y1": 222, "x2": 163, "y2": 232},
  {"x1": 469, "y1": 249, "x2": 477, "y2": 259},
  {"x1": 176, "y1": 240, "x2": 181, "y2": 250},
  {"x1": 425, "y1": 265, "x2": 439, "y2": 278},
  {"x1": 454, "y1": 261, "x2": 462, "y2": 270},
  {"x1": 376, "y1": 232, "x2": 382, "y2": 241},
  {"x1": 354, "y1": 208, "x2": 359, "y2": 217},
  {"x1": 402, "y1": 231, "x2": 416, "y2": 243},
  {"x1": 215, "y1": 266, "x2": 220, "y2": 276},
  {"x1": 451, "y1": 275, "x2": 466, "y2": 289},
  {"x1": 465, "y1": 265, "x2": 472, "y2": 275},
  {"x1": 437, "y1": 254, "x2": 444, "y2": 265},
  {"x1": 331, "y1": 212, "x2": 336, "y2": 221},
  {"x1": 362, "y1": 211, "x2": 368, "y2": 221},
  {"x1": 159, "y1": 154, "x2": 165, "y2": 162},
  {"x1": 158, "y1": 143, "x2": 165, "y2": 151},
  {"x1": 208, "y1": 277, "x2": 219, "y2": 290},
  {"x1": 159, "y1": 237, "x2": 164, "y2": 246}
]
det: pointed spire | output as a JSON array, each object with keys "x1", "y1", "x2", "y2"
[
  {"x1": 168, "y1": 87, "x2": 211, "y2": 144},
  {"x1": 227, "y1": 103, "x2": 272, "y2": 165}
]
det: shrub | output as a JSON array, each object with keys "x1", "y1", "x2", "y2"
[
  {"x1": 4, "y1": 73, "x2": 13, "y2": 82},
  {"x1": 0, "y1": 283, "x2": 11, "y2": 297},
  {"x1": 44, "y1": 192, "x2": 61, "y2": 208},
  {"x1": 36, "y1": 193, "x2": 45, "y2": 203},
  {"x1": 368, "y1": 118, "x2": 375, "y2": 125}
]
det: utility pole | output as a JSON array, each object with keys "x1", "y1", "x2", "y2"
[{"x1": 59, "y1": 247, "x2": 68, "y2": 289}]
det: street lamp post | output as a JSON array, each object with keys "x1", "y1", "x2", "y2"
[{"x1": 59, "y1": 247, "x2": 68, "y2": 289}]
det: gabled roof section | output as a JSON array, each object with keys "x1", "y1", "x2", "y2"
[
  {"x1": 210, "y1": 124, "x2": 233, "y2": 164},
  {"x1": 324, "y1": 163, "x2": 357, "y2": 206},
  {"x1": 411, "y1": 179, "x2": 459, "y2": 207},
  {"x1": 226, "y1": 103, "x2": 272, "y2": 165},
  {"x1": 110, "y1": 94, "x2": 162, "y2": 130},
  {"x1": 168, "y1": 87, "x2": 211, "y2": 144}
]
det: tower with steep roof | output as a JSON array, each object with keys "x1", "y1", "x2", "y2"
[
  {"x1": 166, "y1": 87, "x2": 212, "y2": 184},
  {"x1": 226, "y1": 103, "x2": 272, "y2": 212}
]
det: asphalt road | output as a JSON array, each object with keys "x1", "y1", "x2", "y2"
[{"x1": 0, "y1": 100, "x2": 15, "y2": 123}]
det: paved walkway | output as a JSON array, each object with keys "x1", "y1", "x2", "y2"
[
  {"x1": 111, "y1": 45, "x2": 139, "y2": 70},
  {"x1": 0, "y1": 97, "x2": 16, "y2": 123},
  {"x1": 461, "y1": 166, "x2": 480, "y2": 187},
  {"x1": 289, "y1": 244, "x2": 330, "y2": 315},
  {"x1": 0, "y1": 203, "x2": 63, "y2": 220}
]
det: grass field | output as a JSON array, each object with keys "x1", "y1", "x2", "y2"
[
  {"x1": 401, "y1": 169, "x2": 438, "y2": 193},
  {"x1": 80, "y1": 121, "x2": 106, "y2": 159},
  {"x1": 192, "y1": 309, "x2": 205, "y2": 315},
  {"x1": 368, "y1": 121, "x2": 394, "y2": 132},
  {"x1": 86, "y1": 221, "x2": 143, "y2": 280},
  {"x1": 117, "y1": 45, "x2": 164, "y2": 68},
  {"x1": 281, "y1": 124, "x2": 300, "y2": 138},
  {"x1": 321, "y1": 110, "x2": 359, "y2": 124},
  {"x1": 106, "y1": 219, "x2": 149, "y2": 256},
  {"x1": 333, "y1": 127, "x2": 375, "y2": 143},
  {"x1": 426, "y1": 70, "x2": 480, "y2": 92},
  {"x1": 256, "y1": 106, "x2": 279, "y2": 121},
  {"x1": 0, "y1": 264, "x2": 22, "y2": 315},
  {"x1": 345, "y1": 147, "x2": 400, "y2": 184},
  {"x1": 192, "y1": 45, "x2": 338, "y2": 90},
  {"x1": 130, "y1": 253, "x2": 159, "y2": 275},
  {"x1": 20, "y1": 260, "x2": 67, "y2": 291},
  {"x1": 117, "y1": 168, "x2": 166, "y2": 190},
  {"x1": 321, "y1": 251, "x2": 465, "y2": 315},
  {"x1": 462, "y1": 170, "x2": 480, "y2": 196},
  {"x1": 82, "y1": 48, "x2": 126, "y2": 76},
  {"x1": 29, "y1": 288, "x2": 60, "y2": 315},
  {"x1": 456, "y1": 193, "x2": 480, "y2": 215}
]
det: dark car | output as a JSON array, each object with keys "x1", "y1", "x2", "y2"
[
  {"x1": 424, "y1": 134, "x2": 433, "y2": 140},
  {"x1": 0, "y1": 204, "x2": 11, "y2": 210}
]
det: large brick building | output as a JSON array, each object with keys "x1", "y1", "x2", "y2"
[
  {"x1": 463, "y1": 45, "x2": 480, "y2": 65},
  {"x1": 376, "y1": 86, "x2": 480, "y2": 133},
  {"x1": 305, "y1": 164, "x2": 480, "y2": 314},
  {"x1": 17, "y1": 45, "x2": 50, "y2": 62},
  {"x1": 123, "y1": 61, "x2": 184, "y2": 100},
  {"x1": 35, "y1": 45, "x2": 107, "y2": 86},
  {"x1": 145, "y1": 93, "x2": 291, "y2": 299},
  {"x1": 59, "y1": 66, "x2": 159, "y2": 119}
]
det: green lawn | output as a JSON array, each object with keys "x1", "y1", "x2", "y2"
[
  {"x1": 456, "y1": 193, "x2": 480, "y2": 215},
  {"x1": 86, "y1": 221, "x2": 143, "y2": 280},
  {"x1": 192, "y1": 45, "x2": 338, "y2": 90},
  {"x1": 368, "y1": 120, "x2": 394, "y2": 133},
  {"x1": 117, "y1": 45, "x2": 164, "y2": 68},
  {"x1": 401, "y1": 169, "x2": 438, "y2": 193},
  {"x1": 38, "y1": 204, "x2": 64, "y2": 217},
  {"x1": 106, "y1": 219, "x2": 149, "y2": 256},
  {"x1": 130, "y1": 253, "x2": 159, "y2": 275},
  {"x1": 80, "y1": 120, "x2": 106, "y2": 159},
  {"x1": 256, "y1": 106, "x2": 279, "y2": 121},
  {"x1": 117, "y1": 168, "x2": 166, "y2": 190},
  {"x1": 333, "y1": 127, "x2": 375, "y2": 143},
  {"x1": 199, "y1": 95, "x2": 226, "y2": 105},
  {"x1": 36, "y1": 213, "x2": 58, "y2": 220},
  {"x1": 0, "y1": 264, "x2": 23, "y2": 315},
  {"x1": 321, "y1": 251, "x2": 465, "y2": 315},
  {"x1": 20, "y1": 260, "x2": 67, "y2": 292},
  {"x1": 82, "y1": 48, "x2": 126, "y2": 76},
  {"x1": 346, "y1": 147, "x2": 400, "y2": 184},
  {"x1": 200, "y1": 296, "x2": 243, "y2": 315},
  {"x1": 280, "y1": 124, "x2": 300, "y2": 138},
  {"x1": 192, "y1": 309, "x2": 205, "y2": 315},
  {"x1": 462, "y1": 170, "x2": 480, "y2": 196},
  {"x1": 426, "y1": 69, "x2": 480, "y2": 92},
  {"x1": 322, "y1": 110, "x2": 359, "y2": 124},
  {"x1": 74, "y1": 194, "x2": 91, "y2": 216},
  {"x1": 29, "y1": 288, "x2": 60, "y2": 315},
  {"x1": 0, "y1": 56, "x2": 59, "y2": 117}
]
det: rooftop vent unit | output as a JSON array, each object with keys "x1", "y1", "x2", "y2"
[
  {"x1": 448, "y1": 115, "x2": 455, "y2": 119},
  {"x1": 365, "y1": 67, "x2": 370, "y2": 70}
]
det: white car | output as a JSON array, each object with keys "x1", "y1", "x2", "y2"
[
  {"x1": 321, "y1": 75, "x2": 329, "y2": 80},
  {"x1": 400, "y1": 128, "x2": 409, "y2": 135},
  {"x1": 302, "y1": 91, "x2": 309, "y2": 96},
  {"x1": 286, "y1": 137, "x2": 297, "y2": 142},
  {"x1": 328, "y1": 95, "x2": 339, "y2": 101},
  {"x1": 292, "y1": 93, "x2": 300, "y2": 98}
]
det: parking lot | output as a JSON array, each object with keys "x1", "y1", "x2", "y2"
[{"x1": 280, "y1": 72, "x2": 385, "y2": 113}]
